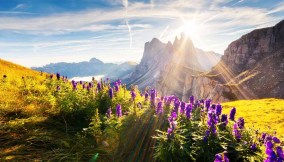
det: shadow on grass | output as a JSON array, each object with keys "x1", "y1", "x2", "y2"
[{"x1": 0, "y1": 113, "x2": 105, "y2": 162}]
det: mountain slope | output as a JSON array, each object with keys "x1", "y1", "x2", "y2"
[{"x1": 1, "y1": 59, "x2": 45, "y2": 78}]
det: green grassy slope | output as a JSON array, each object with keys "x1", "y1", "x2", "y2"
[{"x1": 222, "y1": 98, "x2": 284, "y2": 140}]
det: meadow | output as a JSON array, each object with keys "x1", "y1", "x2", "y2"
[{"x1": 0, "y1": 59, "x2": 283, "y2": 162}]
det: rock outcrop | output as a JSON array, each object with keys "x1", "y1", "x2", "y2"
[{"x1": 209, "y1": 19, "x2": 284, "y2": 99}]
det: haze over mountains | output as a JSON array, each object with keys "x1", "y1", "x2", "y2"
[{"x1": 32, "y1": 58, "x2": 137, "y2": 79}]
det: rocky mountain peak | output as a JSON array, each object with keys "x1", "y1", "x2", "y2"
[{"x1": 126, "y1": 34, "x2": 221, "y2": 97}]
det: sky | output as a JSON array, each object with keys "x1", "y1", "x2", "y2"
[{"x1": 0, "y1": 0, "x2": 283, "y2": 67}]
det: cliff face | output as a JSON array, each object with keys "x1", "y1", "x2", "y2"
[
  {"x1": 128, "y1": 38, "x2": 174, "y2": 88},
  {"x1": 209, "y1": 19, "x2": 284, "y2": 99}
]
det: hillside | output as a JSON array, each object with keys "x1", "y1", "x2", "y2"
[
  {"x1": 0, "y1": 59, "x2": 46, "y2": 79},
  {"x1": 222, "y1": 98, "x2": 284, "y2": 140},
  {"x1": 0, "y1": 59, "x2": 283, "y2": 161}
]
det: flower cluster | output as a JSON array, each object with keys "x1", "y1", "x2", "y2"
[
  {"x1": 167, "y1": 111, "x2": 177, "y2": 139},
  {"x1": 116, "y1": 104, "x2": 122, "y2": 117},
  {"x1": 264, "y1": 135, "x2": 283, "y2": 162}
]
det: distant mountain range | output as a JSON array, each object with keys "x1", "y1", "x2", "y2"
[{"x1": 32, "y1": 58, "x2": 137, "y2": 79}]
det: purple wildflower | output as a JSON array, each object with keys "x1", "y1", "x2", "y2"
[
  {"x1": 145, "y1": 92, "x2": 149, "y2": 101},
  {"x1": 114, "y1": 82, "x2": 119, "y2": 92},
  {"x1": 229, "y1": 107, "x2": 236, "y2": 121},
  {"x1": 131, "y1": 90, "x2": 136, "y2": 101},
  {"x1": 150, "y1": 89, "x2": 156, "y2": 107},
  {"x1": 168, "y1": 111, "x2": 178, "y2": 127},
  {"x1": 265, "y1": 135, "x2": 273, "y2": 143},
  {"x1": 203, "y1": 130, "x2": 210, "y2": 143},
  {"x1": 97, "y1": 83, "x2": 101, "y2": 91},
  {"x1": 195, "y1": 100, "x2": 201, "y2": 108},
  {"x1": 156, "y1": 101, "x2": 163, "y2": 115},
  {"x1": 265, "y1": 145, "x2": 277, "y2": 162},
  {"x1": 88, "y1": 82, "x2": 93, "y2": 88},
  {"x1": 273, "y1": 136, "x2": 281, "y2": 143},
  {"x1": 189, "y1": 95, "x2": 194, "y2": 104},
  {"x1": 233, "y1": 123, "x2": 241, "y2": 140},
  {"x1": 56, "y1": 72, "x2": 60, "y2": 80},
  {"x1": 216, "y1": 104, "x2": 222, "y2": 116},
  {"x1": 117, "y1": 79, "x2": 121, "y2": 85},
  {"x1": 251, "y1": 143, "x2": 257, "y2": 152},
  {"x1": 214, "y1": 154, "x2": 223, "y2": 162},
  {"x1": 180, "y1": 101, "x2": 186, "y2": 114},
  {"x1": 72, "y1": 81, "x2": 77, "y2": 90},
  {"x1": 211, "y1": 104, "x2": 216, "y2": 110},
  {"x1": 205, "y1": 99, "x2": 211, "y2": 111},
  {"x1": 167, "y1": 128, "x2": 174, "y2": 139},
  {"x1": 116, "y1": 104, "x2": 122, "y2": 117},
  {"x1": 220, "y1": 114, "x2": 228, "y2": 128},
  {"x1": 109, "y1": 87, "x2": 113, "y2": 99},
  {"x1": 185, "y1": 104, "x2": 192, "y2": 119},
  {"x1": 237, "y1": 117, "x2": 245, "y2": 129},
  {"x1": 276, "y1": 146, "x2": 284, "y2": 160},
  {"x1": 207, "y1": 111, "x2": 218, "y2": 135},
  {"x1": 174, "y1": 100, "x2": 180, "y2": 114},
  {"x1": 224, "y1": 152, "x2": 229, "y2": 162},
  {"x1": 262, "y1": 133, "x2": 267, "y2": 141}
]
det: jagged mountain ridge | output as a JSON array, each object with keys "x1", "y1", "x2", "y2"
[
  {"x1": 32, "y1": 58, "x2": 137, "y2": 79},
  {"x1": 126, "y1": 34, "x2": 221, "y2": 92}
]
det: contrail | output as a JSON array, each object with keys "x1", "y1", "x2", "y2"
[
  {"x1": 126, "y1": 20, "x2": 132, "y2": 49},
  {"x1": 122, "y1": 0, "x2": 132, "y2": 49}
]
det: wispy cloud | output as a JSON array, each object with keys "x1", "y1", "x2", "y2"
[{"x1": 13, "y1": 4, "x2": 28, "y2": 10}]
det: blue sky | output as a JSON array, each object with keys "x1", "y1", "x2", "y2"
[{"x1": 0, "y1": 0, "x2": 283, "y2": 67}]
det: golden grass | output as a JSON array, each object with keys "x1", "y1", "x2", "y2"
[{"x1": 222, "y1": 98, "x2": 284, "y2": 140}]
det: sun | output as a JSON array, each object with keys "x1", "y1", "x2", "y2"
[{"x1": 181, "y1": 22, "x2": 199, "y2": 37}]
